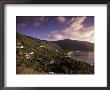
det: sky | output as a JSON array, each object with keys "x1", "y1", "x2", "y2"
[{"x1": 16, "y1": 16, "x2": 94, "y2": 43}]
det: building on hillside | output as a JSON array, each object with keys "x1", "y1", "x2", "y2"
[
  {"x1": 16, "y1": 42, "x2": 24, "y2": 49},
  {"x1": 29, "y1": 52, "x2": 34, "y2": 55},
  {"x1": 25, "y1": 53, "x2": 31, "y2": 59},
  {"x1": 65, "y1": 51, "x2": 74, "y2": 58},
  {"x1": 50, "y1": 60, "x2": 55, "y2": 64},
  {"x1": 48, "y1": 72, "x2": 54, "y2": 74},
  {"x1": 40, "y1": 45, "x2": 45, "y2": 48}
]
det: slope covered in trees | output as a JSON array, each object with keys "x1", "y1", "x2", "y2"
[
  {"x1": 51, "y1": 39, "x2": 94, "y2": 51},
  {"x1": 16, "y1": 33, "x2": 94, "y2": 74}
]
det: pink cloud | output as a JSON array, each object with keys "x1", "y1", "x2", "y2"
[
  {"x1": 62, "y1": 17, "x2": 94, "y2": 42},
  {"x1": 33, "y1": 22, "x2": 41, "y2": 27},
  {"x1": 56, "y1": 16, "x2": 66, "y2": 23},
  {"x1": 67, "y1": 26, "x2": 94, "y2": 42},
  {"x1": 39, "y1": 16, "x2": 45, "y2": 21},
  {"x1": 32, "y1": 17, "x2": 47, "y2": 27},
  {"x1": 48, "y1": 16, "x2": 94, "y2": 43},
  {"x1": 49, "y1": 31, "x2": 64, "y2": 41},
  {"x1": 70, "y1": 16, "x2": 86, "y2": 30}
]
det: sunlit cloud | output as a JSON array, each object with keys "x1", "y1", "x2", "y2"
[
  {"x1": 67, "y1": 26, "x2": 94, "y2": 42},
  {"x1": 16, "y1": 16, "x2": 94, "y2": 43},
  {"x1": 32, "y1": 16, "x2": 48, "y2": 27},
  {"x1": 69, "y1": 16, "x2": 86, "y2": 30},
  {"x1": 39, "y1": 16, "x2": 46, "y2": 21},
  {"x1": 49, "y1": 31, "x2": 64, "y2": 41},
  {"x1": 49, "y1": 16, "x2": 94, "y2": 43},
  {"x1": 56, "y1": 16, "x2": 66, "y2": 23}
]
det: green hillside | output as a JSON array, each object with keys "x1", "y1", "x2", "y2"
[
  {"x1": 51, "y1": 39, "x2": 94, "y2": 51},
  {"x1": 16, "y1": 33, "x2": 94, "y2": 74}
]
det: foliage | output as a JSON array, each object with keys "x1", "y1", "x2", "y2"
[
  {"x1": 16, "y1": 33, "x2": 94, "y2": 74},
  {"x1": 51, "y1": 39, "x2": 94, "y2": 51}
]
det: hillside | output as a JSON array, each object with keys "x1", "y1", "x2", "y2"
[
  {"x1": 16, "y1": 33, "x2": 94, "y2": 74},
  {"x1": 16, "y1": 32, "x2": 64, "y2": 74},
  {"x1": 51, "y1": 39, "x2": 94, "y2": 51}
]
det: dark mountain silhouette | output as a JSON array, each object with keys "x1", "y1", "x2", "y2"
[{"x1": 51, "y1": 39, "x2": 94, "y2": 51}]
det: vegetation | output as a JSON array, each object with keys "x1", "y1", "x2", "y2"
[
  {"x1": 16, "y1": 33, "x2": 94, "y2": 74},
  {"x1": 51, "y1": 39, "x2": 94, "y2": 51}
]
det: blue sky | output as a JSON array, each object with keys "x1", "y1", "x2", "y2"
[{"x1": 16, "y1": 16, "x2": 94, "y2": 43}]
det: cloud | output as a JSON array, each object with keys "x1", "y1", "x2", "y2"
[
  {"x1": 70, "y1": 17, "x2": 75, "y2": 22},
  {"x1": 67, "y1": 26, "x2": 94, "y2": 42},
  {"x1": 32, "y1": 16, "x2": 48, "y2": 27},
  {"x1": 62, "y1": 17, "x2": 87, "y2": 33},
  {"x1": 17, "y1": 23, "x2": 27, "y2": 28},
  {"x1": 48, "y1": 16, "x2": 94, "y2": 43},
  {"x1": 62, "y1": 17, "x2": 94, "y2": 42},
  {"x1": 56, "y1": 16, "x2": 66, "y2": 23},
  {"x1": 49, "y1": 31, "x2": 64, "y2": 40},
  {"x1": 70, "y1": 16, "x2": 86, "y2": 30},
  {"x1": 39, "y1": 16, "x2": 46, "y2": 21},
  {"x1": 33, "y1": 22, "x2": 41, "y2": 27}
]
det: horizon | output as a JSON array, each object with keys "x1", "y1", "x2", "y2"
[
  {"x1": 17, "y1": 32, "x2": 94, "y2": 44},
  {"x1": 16, "y1": 16, "x2": 94, "y2": 43}
]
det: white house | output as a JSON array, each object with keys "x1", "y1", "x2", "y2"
[
  {"x1": 40, "y1": 45, "x2": 45, "y2": 48},
  {"x1": 29, "y1": 52, "x2": 34, "y2": 55},
  {"x1": 49, "y1": 72, "x2": 54, "y2": 74},
  {"x1": 25, "y1": 53, "x2": 31, "y2": 59}
]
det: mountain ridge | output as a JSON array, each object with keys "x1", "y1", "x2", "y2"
[
  {"x1": 17, "y1": 32, "x2": 94, "y2": 51},
  {"x1": 51, "y1": 39, "x2": 94, "y2": 51}
]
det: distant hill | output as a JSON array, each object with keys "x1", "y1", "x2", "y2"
[
  {"x1": 16, "y1": 33, "x2": 94, "y2": 74},
  {"x1": 51, "y1": 39, "x2": 94, "y2": 51}
]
